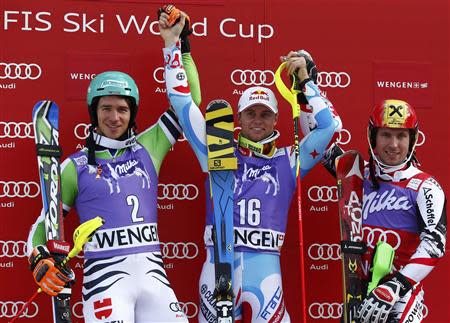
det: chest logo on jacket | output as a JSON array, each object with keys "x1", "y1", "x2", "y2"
[
  {"x1": 235, "y1": 162, "x2": 280, "y2": 196},
  {"x1": 363, "y1": 188, "x2": 412, "y2": 220},
  {"x1": 91, "y1": 159, "x2": 151, "y2": 194}
]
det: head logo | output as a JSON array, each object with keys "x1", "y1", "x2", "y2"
[
  {"x1": 317, "y1": 72, "x2": 351, "y2": 88},
  {"x1": 0, "y1": 181, "x2": 40, "y2": 198},
  {"x1": 158, "y1": 183, "x2": 199, "y2": 201},
  {"x1": 0, "y1": 63, "x2": 42, "y2": 80},
  {"x1": 161, "y1": 242, "x2": 199, "y2": 260},
  {"x1": 307, "y1": 185, "x2": 338, "y2": 202},
  {"x1": 231, "y1": 69, "x2": 275, "y2": 86},
  {"x1": 0, "y1": 122, "x2": 34, "y2": 139}
]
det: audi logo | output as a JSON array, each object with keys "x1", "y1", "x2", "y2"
[
  {"x1": 307, "y1": 186, "x2": 338, "y2": 203},
  {"x1": 0, "y1": 301, "x2": 38, "y2": 319},
  {"x1": 336, "y1": 128, "x2": 351, "y2": 145},
  {"x1": 161, "y1": 242, "x2": 199, "y2": 260},
  {"x1": 0, "y1": 122, "x2": 34, "y2": 139},
  {"x1": 74, "y1": 123, "x2": 90, "y2": 140},
  {"x1": 308, "y1": 302, "x2": 342, "y2": 319},
  {"x1": 0, "y1": 63, "x2": 42, "y2": 80},
  {"x1": 308, "y1": 243, "x2": 340, "y2": 261},
  {"x1": 230, "y1": 69, "x2": 275, "y2": 86},
  {"x1": 317, "y1": 71, "x2": 351, "y2": 88},
  {"x1": 416, "y1": 130, "x2": 426, "y2": 147},
  {"x1": 0, "y1": 181, "x2": 40, "y2": 198},
  {"x1": 158, "y1": 183, "x2": 199, "y2": 201},
  {"x1": 169, "y1": 301, "x2": 198, "y2": 319},
  {"x1": 153, "y1": 66, "x2": 165, "y2": 84},
  {"x1": 363, "y1": 227, "x2": 401, "y2": 250},
  {"x1": 72, "y1": 301, "x2": 83, "y2": 319},
  {"x1": 0, "y1": 240, "x2": 27, "y2": 258}
]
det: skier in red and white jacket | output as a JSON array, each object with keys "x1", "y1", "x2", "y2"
[{"x1": 313, "y1": 99, "x2": 447, "y2": 322}]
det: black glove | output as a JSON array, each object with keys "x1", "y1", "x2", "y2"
[
  {"x1": 157, "y1": 5, "x2": 192, "y2": 53},
  {"x1": 356, "y1": 272, "x2": 412, "y2": 323},
  {"x1": 294, "y1": 50, "x2": 318, "y2": 104}
]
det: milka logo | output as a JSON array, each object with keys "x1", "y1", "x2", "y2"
[
  {"x1": 363, "y1": 189, "x2": 412, "y2": 219},
  {"x1": 236, "y1": 163, "x2": 280, "y2": 196},
  {"x1": 115, "y1": 159, "x2": 139, "y2": 175},
  {"x1": 245, "y1": 164, "x2": 271, "y2": 179}
]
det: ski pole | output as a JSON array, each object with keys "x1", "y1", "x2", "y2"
[
  {"x1": 274, "y1": 62, "x2": 307, "y2": 323},
  {"x1": 9, "y1": 216, "x2": 105, "y2": 323}
]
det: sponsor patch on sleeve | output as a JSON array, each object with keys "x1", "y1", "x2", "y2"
[{"x1": 407, "y1": 178, "x2": 422, "y2": 191}]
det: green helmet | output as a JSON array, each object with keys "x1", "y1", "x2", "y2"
[{"x1": 87, "y1": 71, "x2": 139, "y2": 107}]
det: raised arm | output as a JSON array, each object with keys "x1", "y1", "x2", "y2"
[
  {"x1": 159, "y1": 10, "x2": 208, "y2": 172},
  {"x1": 282, "y1": 51, "x2": 339, "y2": 179}
]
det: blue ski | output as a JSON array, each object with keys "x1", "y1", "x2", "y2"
[{"x1": 206, "y1": 99, "x2": 237, "y2": 322}]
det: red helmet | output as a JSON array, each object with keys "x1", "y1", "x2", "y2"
[
  {"x1": 369, "y1": 99, "x2": 418, "y2": 131},
  {"x1": 367, "y1": 99, "x2": 419, "y2": 170}
]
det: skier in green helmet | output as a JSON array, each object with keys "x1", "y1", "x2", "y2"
[{"x1": 27, "y1": 6, "x2": 204, "y2": 322}]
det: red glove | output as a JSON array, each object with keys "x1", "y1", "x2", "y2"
[{"x1": 29, "y1": 241, "x2": 75, "y2": 296}]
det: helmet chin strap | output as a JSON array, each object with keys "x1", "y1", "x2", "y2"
[
  {"x1": 369, "y1": 143, "x2": 416, "y2": 175},
  {"x1": 93, "y1": 130, "x2": 137, "y2": 149},
  {"x1": 238, "y1": 130, "x2": 280, "y2": 158}
]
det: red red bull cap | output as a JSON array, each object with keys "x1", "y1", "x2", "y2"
[{"x1": 237, "y1": 86, "x2": 278, "y2": 113}]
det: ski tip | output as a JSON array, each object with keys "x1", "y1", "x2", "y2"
[
  {"x1": 32, "y1": 100, "x2": 59, "y2": 116},
  {"x1": 206, "y1": 99, "x2": 232, "y2": 111}
]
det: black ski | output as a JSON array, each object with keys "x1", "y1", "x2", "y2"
[{"x1": 32, "y1": 100, "x2": 71, "y2": 323}]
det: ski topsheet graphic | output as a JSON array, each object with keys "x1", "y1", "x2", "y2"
[
  {"x1": 206, "y1": 99, "x2": 237, "y2": 322},
  {"x1": 33, "y1": 101, "x2": 72, "y2": 323},
  {"x1": 336, "y1": 150, "x2": 366, "y2": 323}
]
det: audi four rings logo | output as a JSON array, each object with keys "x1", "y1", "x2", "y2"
[
  {"x1": 161, "y1": 242, "x2": 199, "y2": 259},
  {"x1": 153, "y1": 67, "x2": 165, "y2": 84},
  {"x1": 158, "y1": 183, "x2": 199, "y2": 201},
  {"x1": 308, "y1": 302, "x2": 342, "y2": 319},
  {"x1": 74, "y1": 123, "x2": 90, "y2": 140},
  {"x1": 169, "y1": 302, "x2": 198, "y2": 319},
  {"x1": 231, "y1": 69, "x2": 275, "y2": 86},
  {"x1": 416, "y1": 130, "x2": 426, "y2": 147},
  {"x1": 307, "y1": 186, "x2": 338, "y2": 202},
  {"x1": 0, "y1": 122, "x2": 34, "y2": 139},
  {"x1": 0, "y1": 240, "x2": 27, "y2": 258},
  {"x1": 72, "y1": 301, "x2": 83, "y2": 319},
  {"x1": 317, "y1": 71, "x2": 351, "y2": 88},
  {"x1": 0, "y1": 63, "x2": 42, "y2": 80},
  {"x1": 363, "y1": 227, "x2": 401, "y2": 250},
  {"x1": 308, "y1": 243, "x2": 341, "y2": 261},
  {"x1": 0, "y1": 181, "x2": 40, "y2": 198},
  {"x1": 0, "y1": 301, "x2": 39, "y2": 319},
  {"x1": 336, "y1": 128, "x2": 351, "y2": 145}
]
